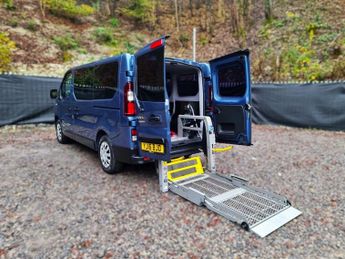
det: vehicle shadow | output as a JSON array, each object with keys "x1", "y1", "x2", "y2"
[{"x1": 69, "y1": 140, "x2": 157, "y2": 178}]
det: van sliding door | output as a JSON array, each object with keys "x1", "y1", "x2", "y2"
[
  {"x1": 135, "y1": 37, "x2": 171, "y2": 161},
  {"x1": 209, "y1": 50, "x2": 251, "y2": 145}
]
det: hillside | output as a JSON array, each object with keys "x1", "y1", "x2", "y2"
[{"x1": 0, "y1": 0, "x2": 344, "y2": 80}]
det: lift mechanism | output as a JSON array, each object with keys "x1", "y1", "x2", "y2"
[{"x1": 158, "y1": 115, "x2": 301, "y2": 237}]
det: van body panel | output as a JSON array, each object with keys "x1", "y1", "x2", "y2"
[
  {"x1": 70, "y1": 56, "x2": 123, "y2": 149},
  {"x1": 209, "y1": 50, "x2": 252, "y2": 145},
  {"x1": 135, "y1": 38, "x2": 171, "y2": 161}
]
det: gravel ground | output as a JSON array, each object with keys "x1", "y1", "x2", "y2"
[{"x1": 0, "y1": 124, "x2": 344, "y2": 258}]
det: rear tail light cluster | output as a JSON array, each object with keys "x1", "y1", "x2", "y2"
[
  {"x1": 124, "y1": 82, "x2": 136, "y2": 116},
  {"x1": 131, "y1": 129, "x2": 137, "y2": 142}
]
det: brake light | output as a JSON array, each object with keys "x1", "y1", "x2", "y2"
[
  {"x1": 124, "y1": 82, "x2": 136, "y2": 116},
  {"x1": 131, "y1": 129, "x2": 137, "y2": 142},
  {"x1": 150, "y1": 39, "x2": 163, "y2": 49}
]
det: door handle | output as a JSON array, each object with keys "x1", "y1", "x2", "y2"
[
  {"x1": 148, "y1": 114, "x2": 161, "y2": 123},
  {"x1": 74, "y1": 107, "x2": 80, "y2": 112}
]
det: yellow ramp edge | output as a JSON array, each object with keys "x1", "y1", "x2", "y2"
[{"x1": 165, "y1": 156, "x2": 204, "y2": 182}]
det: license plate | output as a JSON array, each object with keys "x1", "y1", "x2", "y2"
[{"x1": 141, "y1": 142, "x2": 164, "y2": 154}]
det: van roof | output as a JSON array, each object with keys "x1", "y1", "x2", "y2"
[{"x1": 71, "y1": 53, "x2": 127, "y2": 71}]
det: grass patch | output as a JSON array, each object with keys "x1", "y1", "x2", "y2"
[
  {"x1": 26, "y1": 20, "x2": 39, "y2": 32},
  {"x1": 109, "y1": 18, "x2": 119, "y2": 28},
  {"x1": 93, "y1": 27, "x2": 118, "y2": 46},
  {"x1": 53, "y1": 34, "x2": 79, "y2": 51}
]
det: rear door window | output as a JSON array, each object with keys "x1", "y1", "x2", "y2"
[
  {"x1": 218, "y1": 59, "x2": 246, "y2": 97},
  {"x1": 177, "y1": 73, "x2": 198, "y2": 96},
  {"x1": 137, "y1": 47, "x2": 165, "y2": 102}
]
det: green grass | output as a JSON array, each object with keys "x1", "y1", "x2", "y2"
[{"x1": 53, "y1": 34, "x2": 79, "y2": 51}]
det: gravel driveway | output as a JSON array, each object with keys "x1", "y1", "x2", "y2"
[{"x1": 0, "y1": 124, "x2": 344, "y2": 258}]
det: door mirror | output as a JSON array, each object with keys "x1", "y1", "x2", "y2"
[{"x1": 50, "y1": 89, "x2": 58, "y2": 99}]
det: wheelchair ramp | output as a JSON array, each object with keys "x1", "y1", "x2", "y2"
[{"x1": 169, "y1": 173, "x2": 301, "y2": 237}]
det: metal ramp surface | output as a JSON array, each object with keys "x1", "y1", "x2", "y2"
[{"x1": 169, "y1": 173, "x2": 301, "y2": 237}]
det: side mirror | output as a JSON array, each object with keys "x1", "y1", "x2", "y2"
[{"x1": 50, "y1": 89, "x2": 58, "y2": 99}]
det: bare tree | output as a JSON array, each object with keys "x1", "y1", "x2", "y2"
[
  {"x1": 174, "y1": 0, "x2": 180, "y2": 32},
  {"x1": 264, "y1": 0, "x2": 273, "y2": 21}
]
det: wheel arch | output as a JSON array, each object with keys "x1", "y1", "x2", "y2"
[{"x1": 96, "y1": 130, "x2": 107, "y2": 149}]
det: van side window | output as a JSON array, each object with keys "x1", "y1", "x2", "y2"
[
  {"x1": 177, "y1": 73, "x2": 198, "y2": 96},
  {"x1": 74, "y1": 62, "x2": 118, "y2": 100},
  {"x1": 137, "y1": 47, "x2": 165, "y2": 102},
  {"x1": 60, "y1": 72, "x2": 73, "y2": 98},
  {"x1": 218, "y1": 59, "x2": 246, "y2": 97}
]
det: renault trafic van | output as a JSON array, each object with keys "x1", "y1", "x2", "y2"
[{"x1": 50, "y1": 37, "x2": 251, "y2": 174}]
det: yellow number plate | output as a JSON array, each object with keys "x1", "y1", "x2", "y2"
[{"x1": 141, "y1": 142, "x2": 165, "y2": 154}]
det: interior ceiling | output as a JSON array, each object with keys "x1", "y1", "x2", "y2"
[{"x1": 166, "y1": 63, "x2": 197, "y2": 75}]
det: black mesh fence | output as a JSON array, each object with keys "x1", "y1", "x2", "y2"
[
  {"x1": 0, "y1": 74, "x2": 61, "y2": 125},
  {"x1": 0, "y1": 74, "x2": 344, "y2": 131},
  {"x1": 252, "y1": 82, "x2": 345, "y2": 131}
]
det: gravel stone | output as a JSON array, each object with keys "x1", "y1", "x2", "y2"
[{"x1": 0, "y1": 124, "x2": 344, "y2": 258}]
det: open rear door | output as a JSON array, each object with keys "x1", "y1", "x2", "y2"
[
  {"x1": 135, "y1": 37, "x2": 171, "y2": 161},
  {"x1": 209, "y1": 50, "x2": 251, "y2": 145}
]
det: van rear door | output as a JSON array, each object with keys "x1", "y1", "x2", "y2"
[
  {"x1": 135, "y1": 38, "x2": 171, "y2": 161},
  {"x1": 209, "y1": 50, "x2": 251, "y2": 145}
]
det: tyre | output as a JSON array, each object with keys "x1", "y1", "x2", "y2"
[
  {"x1": 98, "y1": 135, "x2": 123, "y2": 174},
  {"x1": 55, "y1": 120, "x2": 70, "y2": 144}
]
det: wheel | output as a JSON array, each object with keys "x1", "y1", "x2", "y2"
[
  {"x1": 98, "y1": 135, "x2": 123, "y2": 174},
  {"x1": 241, "y1": 222, "x2": 249, "y2": 231},
  {"x1": 55, "y1": 120, "x2": 69, "y2": 144}
]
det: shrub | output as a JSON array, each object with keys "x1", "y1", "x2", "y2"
[
  {"x1": 26, "y1": 19, "x2": 39, "y2": 32},
  {"x1": 8, "y1": 18, "x2": 18, "y2": 27},
  {"x1": 121, "y1": 0, "x2": 154, "y2": 24},
  {"x1": 109, "y1": 18, "x2": 119, "y2": 28},
  {"x1": 1, "y1": 0, "x2": 15, "y2": 10},
  {"x1": 44, "y1": 0, "x2": 94, "y2": 20},
  {"x1": 53, "y1": 34, "x2": 79, "y2": 51},
  {"x1": 124, "y1": 41, "x2": 135, "y2": 54},
  {"x1": 0, "y1": 32, "x2": 16, "y2": 72},
  {"x1": 62, "y1": 51, "x2": 73, "y2": 62},
  {"x1": 93, "y1": 27, "x2": 117, "y2": 46},
  {"x1": 179, "y1": 33, "x2": 189, "y2": 47}
]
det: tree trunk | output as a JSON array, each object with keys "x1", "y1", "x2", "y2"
[
  {"x1": 264, "y1": 0, "x2": 273, "y2": 21},
  {"x1": 174, "y1": 0, "x2": 180, "y2": 32}
]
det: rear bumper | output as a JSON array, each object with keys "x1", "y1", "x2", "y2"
[{"x1": 113, "y1": 145, "x2": 146, "y2": 165}]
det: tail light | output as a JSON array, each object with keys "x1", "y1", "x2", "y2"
[
  {"x1": 150, "y1": 39, "x2": 163, "y2": 49},
  {"x1": 124, "y1": 82, "x2": 136, "y2": 116},
  {"x1": 131, "y1": 129, "x2": 137, "y2": 142}
]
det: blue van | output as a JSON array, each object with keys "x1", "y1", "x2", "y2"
[{"x1": 50, "y1": 37, "x2": 251, "y2": 174}]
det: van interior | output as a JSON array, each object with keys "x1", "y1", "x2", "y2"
[{"x1": 165, "y1": 61, "x2": 204, "y2": 156}]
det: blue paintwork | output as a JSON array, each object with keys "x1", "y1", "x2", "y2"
[
  {"x1": 135, "y1": 37, "x2": 171, "y2": 161},
  {"x1": 209, "y1": 50, "x2": 252, "y2": 145},
  {"x1": 54, "y1": 38, "x2": 252, "y2": 165}
]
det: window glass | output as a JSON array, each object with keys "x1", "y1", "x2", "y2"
[
  {"x1": 166, "y1": 73, "x2": 172, "y2": 97},
  {"x1": 60, "y1": 72, "x2": 73, "y2": 98},
  {"x1": 217, "y1": 59, "x2": 246, "y2": 97},
  {"x1": 177, "y1": 73, "x2": 198, "y2": 96},
  {"x1": 137, "y1": 47, "x2": 165, "y2": 102},
  {"x1": 74, "y1": 62, "x2": 118, "y2": 100}
]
